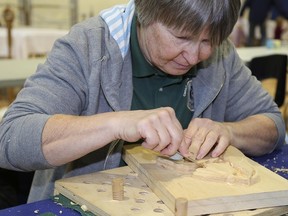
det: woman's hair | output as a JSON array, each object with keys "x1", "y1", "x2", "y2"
[{"x1": 134, "y1": 0, "x2": 241, "y2": 45}]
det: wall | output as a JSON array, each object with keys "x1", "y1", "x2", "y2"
[
  {"x1": 0, "y1": 0, "x2": 128, "y2": 28},
  {"x1": 79, "y1": 0, "x2": 128, "y2": 21}
]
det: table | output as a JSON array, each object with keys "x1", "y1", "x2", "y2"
[
  {"x1": 236, "y1": 46, "x2": 288, "y2": 63},
  {"x1": 0, "y1": 198, "x2": 80, "y2": 216},
  {"x1": 0, "y1": 27, "x2": 67, "y2": 59},
  {"x1": 251, "y1": 143, "x2": 288, "y2": 179},
  {"x1": 0, "y1": 144, "x2": 287, "y2": 216},
  {"x1": 0, "y1": 58, "x2": 45, "y2": 88}
]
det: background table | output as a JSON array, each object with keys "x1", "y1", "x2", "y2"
[
  {"x1": 236, "y1": 46, "x2": 288, "y2": 63},
  {"x1": 0, "y1": 58, "x2": 45, "y2": 88},
  {"x1": 0, "y1": 27, "x2": 67, "y2": 59}
]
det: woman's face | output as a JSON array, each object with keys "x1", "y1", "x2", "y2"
[{"x1": 137, "y1": 22, "x2": 214, "y2": 76}]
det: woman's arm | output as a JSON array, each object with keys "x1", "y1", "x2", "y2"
[{"x1": 42, "y1": 107, "x2": 185, "y2": 166}]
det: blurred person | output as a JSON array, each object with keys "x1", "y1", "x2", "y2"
[
  {"x1": 273, "y1": 0, "x2": 288, "y2": 19},
  {"x1": 274, "y1": 16, "x2": 285, "y2": 39},
  {"x1": 240, "y1": 0, "x2": 274, "y2": 46}
]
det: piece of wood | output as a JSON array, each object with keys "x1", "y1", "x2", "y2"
[
  {"x1": 54, "y1": 166, "x2": 288, "y2": 216},
  {"x1": 190, "y1": 146, "x2": 260, "y2": 185},
  {"x1": 55, "y1": 166, "x2": 174, "y2": 216},
  {"x1": 156, "y1": 156, "x2": 199, "y2": 174},
  {"x1": 122, "y1": 145, "x2": 288, "y2": 215},
  {"x1": 175, "y1": 198, "x2": 188, "y2": 216},
  {"x1": 156, "y1": 147, "x2": 259, "y2": 185},
  {"x1": 112, "y1": 177, "x2": 124, "y2": 201}
]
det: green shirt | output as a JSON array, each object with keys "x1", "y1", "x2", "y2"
[{"x1": 130, "y1": 16, "x2": 195, "y2": 129}]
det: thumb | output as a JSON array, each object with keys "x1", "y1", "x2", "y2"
[
  {"x1": 180, "y1": 130, "x2": 198, "y2": 160},
  {"x1": 178, "y1": 136, "x2": 190, "y2": 157}
]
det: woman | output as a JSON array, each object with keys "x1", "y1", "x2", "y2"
[{"x1": 0, "y1": 0, "x2": 284, "y2": 202}]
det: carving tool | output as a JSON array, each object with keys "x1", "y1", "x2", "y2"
[{"x1": 170, "y1": 151, "x2": 196, "y2": 163}]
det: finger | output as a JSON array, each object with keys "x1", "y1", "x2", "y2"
[
  {"x1": 183, "y1": 121, "x2": 198, "y2": 145},
  {"x1": 163, "y1": 126, "x2": 183, "y2": 155},
  {"x1": 158, "y1": 108, "x2": 183, "y2": 155},
  {"x1": 177, "y1": 137, "x2": 190, "y2": 157},
  {"x1": 138, "y1": 119, "x2": 160, "y2": 150},
  {"x1": 150, "y1": 114, "x2": 171, "y2": 152},
  {"x1": 183, "y1": 120, "x2": 201, "y2": 158},
  {"x1": 196, "y1": 130, "x2": 218, "y2": 159},
  {"x1": 188, "y1": 127, "x2": 208, "y2": 159},
  {"x1": 211, "y1": 136, "x2": 230, "y2": 158},
  {"x1": 162, "y1": 115, "x2": 183, "y2": 155}
]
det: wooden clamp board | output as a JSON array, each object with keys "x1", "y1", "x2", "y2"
[
  {"x1": 122, "y1": 145, "x2": 288, "y2": 215},
  {"x1": 54, "y1": 166, "x2": 288, "y2": 216},
  {"x1": 55, "y1": 166, "x2": 174, "y2": 216},
  {"x1": 54, "y1": 144, "x2": 288, "y2": 216}
]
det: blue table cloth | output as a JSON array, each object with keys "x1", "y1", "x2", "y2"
[
  {"x1": 0, "y1": 198, "x2": 79, "y2": 216},
  {"x1": 252, "y1": 144, "x2": 288, "y2": 179}
]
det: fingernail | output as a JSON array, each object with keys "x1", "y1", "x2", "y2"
[
  {"x1": 212, "y1": 152, "x2": 219, "y2": 158},
  {"x1": 196, "y1": 153, "x2": 202, "y2": 160}
]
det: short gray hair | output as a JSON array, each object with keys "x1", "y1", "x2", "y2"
[{"x1": 134, "y1": 0, "x2": 241, "y2": 45}]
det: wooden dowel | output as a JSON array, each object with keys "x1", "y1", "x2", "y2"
[
  {"x1": 175, "y1": 197, "x2": 188, "y2": 216},
  {"x1": 112, "y1": 177, "x2": 124, "y2": 201}
]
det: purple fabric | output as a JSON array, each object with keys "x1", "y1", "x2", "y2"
[
  {"x1": 0, "y1": 199, "x2": 80, "y2": 216},
  {"x1": 252, "y1": 144, "x2": 288, "y2": 179}
]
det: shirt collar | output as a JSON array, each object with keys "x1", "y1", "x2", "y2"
[{"x1": 131, "y1": 15, "x2": 155, "y2": 78}]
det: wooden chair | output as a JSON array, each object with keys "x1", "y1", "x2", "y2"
[
  {"x1": 3, "y1": 5, "x2": 15, "y2": 59},
  {"x1": 248, "y1": 54, "x2": 287, "y2": 107},
  {"x1": 248, "y1": 54, "x2": 288, "y2": 130}
]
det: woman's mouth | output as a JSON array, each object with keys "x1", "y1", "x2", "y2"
[{"x1": 173, "y1": 61, "x2": 191, "y2": 70}]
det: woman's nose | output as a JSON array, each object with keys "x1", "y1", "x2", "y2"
[{"x1": 182, "y1": 45, "x2": 200, "y2": 65}]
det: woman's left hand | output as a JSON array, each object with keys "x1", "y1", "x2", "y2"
[{"x1": 179, "y1": 118, "x2": 232, "y2": 159}]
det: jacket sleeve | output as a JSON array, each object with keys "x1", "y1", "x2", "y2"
[
  {"x1": 223, "y1": 43, "x2": 286, "y2": 150},
  {"x1": 0, "y1": 25, "x2": 92, "y2": 171}
]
